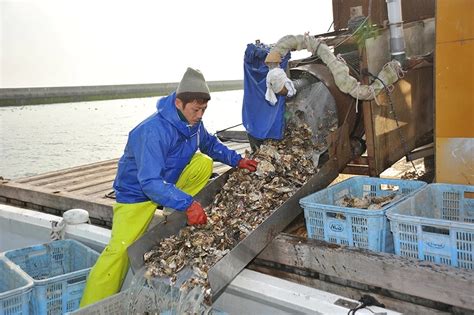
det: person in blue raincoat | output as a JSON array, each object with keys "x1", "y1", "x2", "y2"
[
  {"x1": 242, "y1": 43, "x2": 295, "y2": 152},
  {"x1": 80, "y1": 67, "x2": 258, "y2": 307}
]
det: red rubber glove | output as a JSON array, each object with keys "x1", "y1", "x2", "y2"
[
  {"x1": 238, "y1": 158, "x2": 258, "y2": 172},
  {"x1": 185, "y1": 201, "x2": 207, "y2": 225}
]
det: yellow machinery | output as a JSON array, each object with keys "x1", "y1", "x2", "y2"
[
  {"x1": 436, "y1": 0, "x2": 474, "y2": 185},
  {"x1": 302, "y1": 0, "x2": 473, "y2": 184}
]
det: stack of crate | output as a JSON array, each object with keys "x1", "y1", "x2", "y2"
[
  {"x1": 1, "y1": 239, "x2": 99, "y2": 314},
  {"x1": 300, "y1": 176, "x2": 474, "y2": 270},
  {"x1": 300, "y1": 176, "x2": 427, "y2": 253}
]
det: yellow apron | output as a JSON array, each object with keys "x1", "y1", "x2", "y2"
[{"x1": 80, "y1": 152, "x2": 212, "y2": 307}]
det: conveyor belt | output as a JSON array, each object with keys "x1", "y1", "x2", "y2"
[{"x1": 127, "y1": 158, "x2": 341, "y2": 302}]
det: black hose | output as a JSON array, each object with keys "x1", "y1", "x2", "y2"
[{"x1": 214, "y1": 123, "x2": 243, "y2": 135}]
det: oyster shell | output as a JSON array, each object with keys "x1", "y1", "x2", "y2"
[
  {"x1": 144, "y1": 122, "x2": 324, "y2": 305},
  {"x1": 336, "y1": 193, "x2": 399, "y2": 210},
  {"x1": 255, "y1": 160, "x2": 275, "y2": 177}
]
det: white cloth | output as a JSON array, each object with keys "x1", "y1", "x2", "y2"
[{"x1": 265, "y1": 68, "x2": 297, "y2": 105}]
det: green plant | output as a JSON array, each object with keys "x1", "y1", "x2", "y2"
[{"x1": 353, "y1": 20, "x2": 379, "y2": 48}]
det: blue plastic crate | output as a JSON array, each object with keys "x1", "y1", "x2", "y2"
[
  {"x1": 300, "y1": 176, "x2": 427, "y2": 252},
  {"x1": 0, "y1": 257, "x2": 33, "y2": 315},
  {"x1": 3, "y1": 239, "x2": 99, "y2": 314},
  {"x1": 387, "y1": 183, "x2": 474, "y2": 269}
]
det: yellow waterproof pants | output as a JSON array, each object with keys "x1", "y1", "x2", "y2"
[{"x1": 80, "y1": 153, "x2": 213, "y2": 307}]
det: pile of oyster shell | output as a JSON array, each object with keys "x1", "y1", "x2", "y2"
[
  {"x1": 144, "y1": 122, "x2": 321, "y2": 305},
  {"x1": 336, "y1": 193, "x2": 400, "y2": 210}
]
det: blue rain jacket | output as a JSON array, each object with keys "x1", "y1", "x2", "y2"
[
  {"x1": 242, "y1": 43, "x2": 291, "y2": 140},
  {"x1": 113, "y1": 92, "x2": 242, "y2": 211}
]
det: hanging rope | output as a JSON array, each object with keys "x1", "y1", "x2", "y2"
[
  {"x1": 50, "y1": 209, "x2": 91, "y2": 240},
  {"x1": 350, "y1": 82, "x2": 361, "y2": 113}
]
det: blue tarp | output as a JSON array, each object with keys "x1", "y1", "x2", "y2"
[{"x1": 242, "y1": 43, "x2": 290, "y2": 140}]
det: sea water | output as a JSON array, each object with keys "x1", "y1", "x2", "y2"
[{"x1": 0, "y1": 90, "x2": 244, "y2": 179}]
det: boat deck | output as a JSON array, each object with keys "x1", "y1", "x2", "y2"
[{"x1": 0, "y1": 141, "x2": 250, "y2": 226}]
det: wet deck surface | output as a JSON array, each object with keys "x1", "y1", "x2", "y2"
[{"x1": 0, "y1": 142, "x2": 250, "y2": 226}]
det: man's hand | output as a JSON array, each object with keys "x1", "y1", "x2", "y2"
[
  {"x1": 238, "y1": 158, "x2": 258, "y2": 172},
  {"x1": 185, "y1": 201, "x2": 207, "y2": 225}
]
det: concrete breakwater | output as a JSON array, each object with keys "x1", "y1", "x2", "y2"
[{"x1": 0, "y1": 80, "x2": 243, "y2": 107}]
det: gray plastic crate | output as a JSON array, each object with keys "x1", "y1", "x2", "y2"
[{"x1": 70, "y1": 287, "x2": 226, "y2": 315}]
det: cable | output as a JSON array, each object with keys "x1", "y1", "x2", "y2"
[
  {"x1": 368, "y1": 0, "x2": 373, "y2": 20},
  {"x1": 367, "y1": 72, "x2": 420, "y2": 175},
  {"x1": 335, "y1": 0, "x2": 373, "y2": 49},
  {"x1": 327, "y1": 21, "x2": 334, "y2": 32},
  {"x1": 214, "y1": 123, "x2": 243, "y2": 135},
  {"x1": 333, "y1": 16, "x2": 369, "y2": 49},
  {"x1": 348, "y1": 294, "x2": 385, "y2": 315}
]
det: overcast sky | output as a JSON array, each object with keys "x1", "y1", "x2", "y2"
[{"x1": 1, "y1": 0, "x2": 333, "y2": 88}]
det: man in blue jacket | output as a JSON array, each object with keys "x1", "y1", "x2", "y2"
[{"x1": 80, "y1": 67, "x2": 258, "y2": 307}]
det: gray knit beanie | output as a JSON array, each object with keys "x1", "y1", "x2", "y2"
[{"x1": 176, "y1": 67, "x2": 210, "y2": 99}]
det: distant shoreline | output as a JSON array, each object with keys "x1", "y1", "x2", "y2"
[{"x1": 0, "y1": 80, "x2": 243, "y2": 107}]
